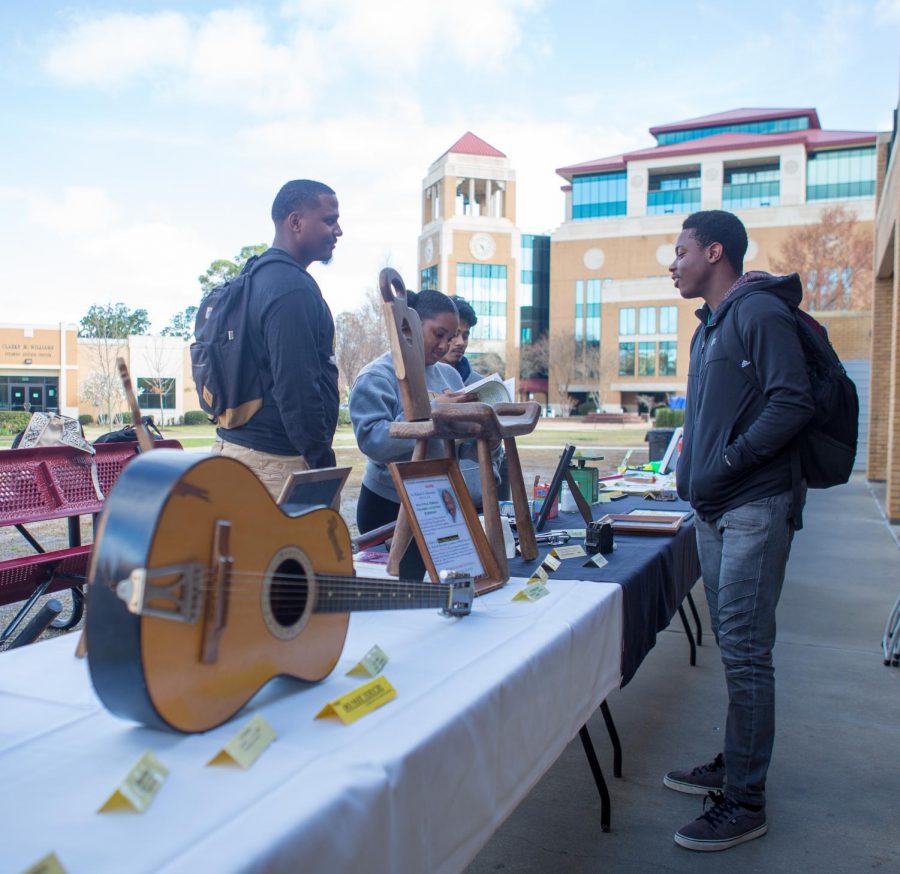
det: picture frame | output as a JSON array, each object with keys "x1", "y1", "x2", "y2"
[
  {"x1": 597, "y1": 512, "x2": 686, "y2": 536},
  {"x1": 534, "y1": 443, "x2": 593, "y2": 531},
  {"x1": 276, "y1": 466, "x2": 352, "y2": 515},
  {"x1": 389, "y1": 457, "x2": 505, "y2": 595},
  {"x1": 658, "y1": 426, "x2": 684, "y2": 475}
]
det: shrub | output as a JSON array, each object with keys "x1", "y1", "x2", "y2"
[
  {"x1": 575, "y1": 399, "x2": 597, "y2": 416},
  {"x1": 78, "y1": 414, "x2": 94, "y2": 426},
  {"x1": 183, "y1": 410, "x2": 209, "y2": 426},
  {"x1": 654, "y1": 408, "x2": 684, "y2": 427},
  {"x1": 337, "y1": 406, "x2": 351, "y2": 426},
  {"x1": 0, "y1": 411, "x2": 33, "y2": 435}
]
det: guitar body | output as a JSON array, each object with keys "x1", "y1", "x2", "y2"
[{"x1": 87, "y1": 451, "x2": 354, "y2": 733}]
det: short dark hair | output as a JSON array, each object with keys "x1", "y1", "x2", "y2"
[
  {"x1": 452, "y1": 296, "x2": 478, "y2": 327},
  {"x1": 406, "y1": 289, "x2": 458, "y2": 322},
  {"x1": 682, "y1": 210, "x2": 748, "y2": 274},
  {"x1": 271, "y1": 180, "x2": 335, "y2": 222}
]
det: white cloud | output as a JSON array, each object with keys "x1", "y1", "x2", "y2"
[
  {"x1": 876, "y1": 0, "x2": 900, "y2": 22},
  {"x1": 43, "y1": 12, "x2": 190, "y2": 87},
  {"x1": 24, "y1": 186, "x2": 119, "y2": 235}
]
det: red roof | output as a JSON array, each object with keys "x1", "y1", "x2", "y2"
[
  {"x1": 649, "y1": 107, "x2": 821, "y2": 136},
  {"x1": 556, "y1": 127, "x2": 878, "y2": 181},
  {"x1": 436, "y1": 132, "x2": 506, "y2": 162}
]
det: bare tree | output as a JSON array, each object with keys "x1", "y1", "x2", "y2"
[
  {"x1": 519, "y1": 333, "x2": 549, "y2": 379},
  {"x1": 472, "y1": 352, "x2": 506, "y2": 378},
  {"x1": 769, "y1": 205, "x2": 874, "y2": 311},
  {"x1": 549, "y1": 333, "x2": 580, "y2": 415},
  {"x1": 79, "y1": 333, "x2": 125, "y2": 429},
  {"x1": 141, "y1": 336, "x2": 180, "y2": 425},
  {"x1": 79, "y1": 370, "x2": 125, "y2": 425},
  {"x1": 334, "y1": 288, "x2": 390, "y2": 399}
]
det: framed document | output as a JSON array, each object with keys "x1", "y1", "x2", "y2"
[
  {"x1": 276, "y1": 466, "x2": 351, "y2": 516},
  {"x1": 389, "y1": 457, "x2": 505, "y2": 595}
]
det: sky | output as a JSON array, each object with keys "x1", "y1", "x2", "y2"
[{"x1": 2, "y1": 0, "x2": 899, "y2": 332}]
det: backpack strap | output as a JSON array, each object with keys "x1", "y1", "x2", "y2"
[{"x1": 719, "y1": 291, "x2": 805, "y2": 530}]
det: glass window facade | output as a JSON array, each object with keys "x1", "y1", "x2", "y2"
[
  {"x1": 0, "y1": 375, "x2": 59, "y2": 411},
  {"x1": 656, "y1": 115, "x2": 810, "y2": 145},
  {"x1": 638, "y1": 341, "x2": 656, "y2": 376},
  {"x1": 572, "y1": 171, "x2": 627, "y2": 220},
  {"x1": 659, "y1": 341, "x2": 677, "y2": 375},
  {"x1": 638, "y1": 307, "x2": 656, "y2": 335},
  {"x1": 806, "y1": 147, "x2": 876, "y2": 201},
  {"x1": 647, "y1": 170, "x2": 701, "y2": 215},
  {"x1": 618, "y1": 342, "x2": 635, "y2": 376},
  {"x1": 137, "y1": 377, "x2": 175, "y2": 408},
  {"x1": 456, "y1": 262, "x2": 507, "y2": 341},
  {"x1": 575, "y1": 279, "x2": 601, "y2": 345},
  {"x1": 619, "y1": 307, "x2": 636, "y2": 335},
  {"x1": 520, "y1": 234, "x2": 550, "y2": 344},
  {"x1": 420, "y1": 265, "x2": 438, "y2": 290},
  {"x1": 723, "y1": 162, "x2": 780, "y2": 208},
  {"x1": 659, "y1": 305, "x2": 678, "y2": 334}
]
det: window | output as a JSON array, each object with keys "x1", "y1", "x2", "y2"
[
  {"x1": 638, "y1": 307, "x2": 656, "y2": 335},
  {"x1": 575, "y1": 279, "x2": 601, "y2": 346},
  {"x1": 659, "y1": 305, "x2": 678, "y2": 334},
  {"x1": 420, "y1": 265, "x2": 438, "y2": 290},
  {"x1": 520, "y1": 234, "x2": 550, "y2": 341},
  {"x1": 723, "y1": 162, "x2": 780, "y2": 208},
  {"x1": 572, "y1": 171, "x2": 627, "y2": 220},
  {"x1": 807, "y1": 147, "x2": 876, "y2": 201},
  {"x1": 456, "y1": 262, "x2": 507, "y2": 340},
  {"x1": 656, "y1": 115, "x2": 810, "y2": 145},
  {"x1": 659, "y1": 341, "x2": 677, "y2": 375},
  {"x1": 137, "y1": 377, "x2": 176, "y2": 408},
  {"x1": 618, "y1": 342, "x2": 635, "y2": 376},
  {"x1": 638, "y1": 342, "x2": 656, "y2": 376},
  {"x1": 647, "y1": 170, "x2": 701, "y2": 215},
  {"x1": 619, "y1": 307, "x2": 636, "y2": 335}
]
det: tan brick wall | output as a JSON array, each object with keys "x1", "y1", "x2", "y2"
[
  {"x1": 886, "y1": 235, "x2": 900, "y2": 522},
  {"x1": 868, "y1": 274, "x2": 894, "y2": 480},
  {"x1": 813, "y1": 311, "x2": 872, "y2": 359}
]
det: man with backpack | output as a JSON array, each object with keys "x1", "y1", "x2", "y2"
[
  {"x1": 665, "y1": 210, "x2": 815, "y2": 851},
  {"x1": 207, "y1": 179, "x2": 342, "y2": 498}
]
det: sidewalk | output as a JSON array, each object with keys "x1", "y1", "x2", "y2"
[{"x1": 467, "y1": 474, "x2": 900, "y2": 873}]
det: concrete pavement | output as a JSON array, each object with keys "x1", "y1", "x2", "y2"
[{"x1": 466, "y1": 474, "x2": 900, "y2": 873}]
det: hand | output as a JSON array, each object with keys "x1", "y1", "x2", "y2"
[{"x1": 434, "y1": 389, "x2": 478, "y2": 404}]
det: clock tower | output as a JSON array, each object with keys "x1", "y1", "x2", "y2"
[{"x1": 418, "y1": 132, "x2": 518, "y2": 373}]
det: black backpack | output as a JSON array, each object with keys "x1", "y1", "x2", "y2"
[
  {"x1": 190, "y1": 251, "x2": 295, "y2": 428},
  {"x1": 725, "y1": 291, "x2": 859, "y2": 489},
  {"x1": 93, "y1": 416, "x2": 164, "y2": 445}
]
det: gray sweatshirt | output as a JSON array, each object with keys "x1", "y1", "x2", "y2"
[{"x1": 349, "y1": 352, "x2": 499, "y2": 505}]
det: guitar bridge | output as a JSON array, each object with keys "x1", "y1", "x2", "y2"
[{"x1": 116, "y1": 564, "x2": 203, "y2": 623}]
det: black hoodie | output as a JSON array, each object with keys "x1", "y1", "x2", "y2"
[{"x1": 676, "y1": 273, "x2": 814, "y2": 522}]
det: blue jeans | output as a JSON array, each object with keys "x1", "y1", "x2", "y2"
[{"x1": 694, "y1": 488, "x2": 800, "y2": 807}]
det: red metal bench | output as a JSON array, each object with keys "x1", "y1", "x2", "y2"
[{"x1": 0, "y1": 440, "x2": 183, "y2": 644}]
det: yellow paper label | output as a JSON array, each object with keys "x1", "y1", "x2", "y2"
[
  {"x1": 552, "y1": 544, "x2": 587, "y2": 560},
  {"x1": 207, "y1": 714, "x2": 276, "y2": 769},
  {"x1": 563, "y1": 529, "x2": 587, "y2": 539},
  {"x1": 584, "y1": 554, "x2": 609, "y2": 569},
  {"x1": 21, "y1": 852, "x2": 66, "y2": 874},
  {"x1": 532, "y1": 564, "x2": 550, "y2": 582},
  {"x1": 316, "y1": 677, "x2": 397, "y2": 725},
  {"x1": 513, "y1": 582, "x2": 550, "y2": 602},
  {"x1": 541, "y1": 553, "x2": 561, "y2": 572},
  {"x1": 346, "y1": 644, "x2": 389, "y2": 678},
  {"x1": 98, "y1": 751, "x2": 168, "y2": 814}
]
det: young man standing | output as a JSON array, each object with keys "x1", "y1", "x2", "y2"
[
  {"x1": 212, "y1": 179, "x2": 342, "y2": 498},
  {"x1": 442, "y1": 296, "x2": 480, "y2": 384},
  {"x1": 666, "y1": 210, "x2": 814, "y2": 851}
]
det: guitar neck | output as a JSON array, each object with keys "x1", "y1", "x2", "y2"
[{"x1": 314, "y1": 575, "x2": 454, "y2": 614}]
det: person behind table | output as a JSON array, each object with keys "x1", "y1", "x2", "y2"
[
  {"x1": 349, "y1": 289, "x2": 500, "y2": 580},
  {"x1": 211, "y1": 179, "x2": 342, "y2": 499},
  {"x1": 665, "y1": 209, "x2": 813, "y2": 853},
  {"x1": 442, "y1": 295, "x2": 511, "y2": 501}
]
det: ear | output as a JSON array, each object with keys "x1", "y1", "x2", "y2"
[
  {"x1": 287, "y1": 210, "x2": 303, "y2": 234},
  {"x1": 706, "y1": 241, "x2": 725, "y2": 265}
]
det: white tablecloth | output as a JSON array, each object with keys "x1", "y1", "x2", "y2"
[{"x1": 0, "y1": 578, "x2": 622, "y2": 874}]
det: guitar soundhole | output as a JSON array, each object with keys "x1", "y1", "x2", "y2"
[
  {"x1": 270, "y1": 559, "x2": 307, "y2": 626},
  {"x1": 261, "y1": 546, "x2": 316, "y2": 640}
]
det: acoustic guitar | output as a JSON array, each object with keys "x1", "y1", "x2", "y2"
[{"x1": 86, "y1": 450, "x2": 473, "y2": 733}]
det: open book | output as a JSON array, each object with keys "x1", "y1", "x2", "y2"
[{"x1": 466, "y1": 373, "x2": 515, "y2": 405}]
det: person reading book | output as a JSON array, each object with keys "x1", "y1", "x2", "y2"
[{"x1": 349, "y1": 289, "x2": 500, "y2": 580}]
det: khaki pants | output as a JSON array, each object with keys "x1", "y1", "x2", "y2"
[{"x1": 212, "y1": 440, "x2": 309, "y2": 501}]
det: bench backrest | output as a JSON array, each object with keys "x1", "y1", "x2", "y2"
[{"x1": 0, "y1": 441, "x2": 183, "y2": 526}]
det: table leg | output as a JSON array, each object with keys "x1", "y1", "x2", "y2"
[
  {"x1": 677, "y1": 604, "x2": 697, "y2": 666},
  {"x1": 600, "y1": 700, "x2": 622, "y2": 778},
  {"x1": 686, "y1": 590, "x2": 703, "y2": 646},
  {"x1": 579, "y1": 724, "x2": 611, "y2": 832}
]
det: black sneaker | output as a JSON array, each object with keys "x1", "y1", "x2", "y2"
[
  {"x1": 663, "y1": 752, "x2": 726, "y2": 795},
  {"x1": 674, "y1": 791, "x2": 768, "y2": 852}
]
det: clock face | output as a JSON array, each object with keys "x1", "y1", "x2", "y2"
[
  {"x1": 424, "y1": 238, "x2": 434, "y2": 262},
  {"x1": 469, "y1": 233, "x2": 496, "y2": 261}
]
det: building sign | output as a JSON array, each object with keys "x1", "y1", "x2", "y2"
[{"x1": 0, "y1": 341, "x2": 59, "y2": 365}]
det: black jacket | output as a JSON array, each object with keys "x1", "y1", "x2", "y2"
[
  {"x1": 217, "y1": 249, "x2": 339, "y2": 467},
  {"x1": 676, "y1": 273, "x2": 814, "y2": 521}
]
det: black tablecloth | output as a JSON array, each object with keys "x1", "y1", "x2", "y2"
[{"x1": 509, "y1": 494, "x2": 701, "y2": 686}]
